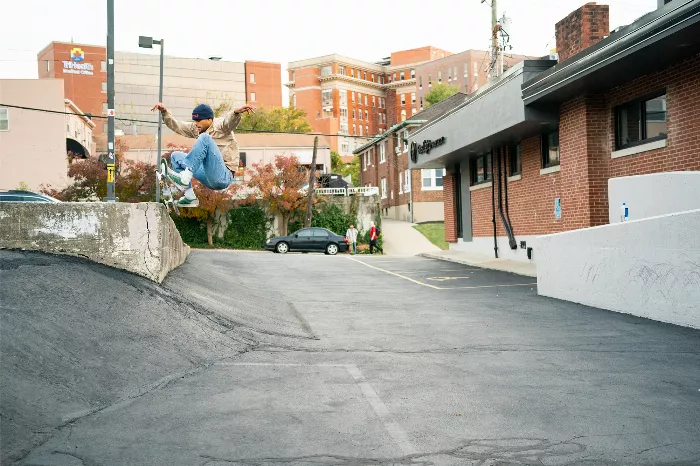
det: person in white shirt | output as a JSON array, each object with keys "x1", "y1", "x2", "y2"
[{"x1": 346, "y1": 224, "x2": 359, "y2": 255}]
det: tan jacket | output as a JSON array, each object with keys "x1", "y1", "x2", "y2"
[{"x1": 161, "y1": 109, "x2": 243, "y2": 173}]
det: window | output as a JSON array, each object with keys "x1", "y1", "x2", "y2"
[
  {"x1": 363, "y1": 71, "x2": 367, "y2": 80},
  {"x1": 420, "y1": 96, "x2": 423, "y2": 109},
  {"x1": 419, "y1": 76, "x2": 422, "y2": 88},
  {"x1": 400, "y1": 71, "x2": 405, "y2": 80},
  {"x1": 321, "y1": 65, "x2": 332, "y2": 76},
  {"x1": 292, "y1": 94, "x2": 296, "y2": 107},
  {"x1": 404, "y1": 169, "x2": 411, "y2": 192},
  {"x1": 353, "y1": 124, "x2": 356, "y2": 135},
  {"x1": 352, "y1": 109, "x2": 356, "y2": 119},
  {"x1": 448, "y1": 68, "x2": 451, "y2": 81},
  {"x1": 469, "y1": 153, "x2": 493, "y2": 185},
  {"x1": 358, "y1": 110, "x2": 362, "y2": 121},
  {"x1": 249, "y1": 73, "x2": 255, "y2": 83},
  {"x1": 340, "y1": 121, "x2": 348, "y2": 134},
  {"x1": 412, "y1": 108, "x2": 416, "y2": 116},
  {"x1": 402, "y1": 130, "x2": 408, "y2": 152},
  {"x1": 339, "y1": 66, "x2": 346, "y2": 76},
  {"x1": 352, "y1": 91, "x2": 355, "y2": 102},
  {"x1": 358, "y1": 92, "x2": 362, "y2": 103},
  {"x1": 339, "y1": 90, "x2": 347, "y2": 107},
  {"x1": 393, "y1": 72, "x2": 397, "y2": 81},
  {"x1": 464, "y1": 62, "x2": 468, "y2": 77},
  {"x1": 401, "y1": 94, "x2": 406, "y2": 105},
  {"x1": 101, "y1": 60, "x2": 107, "y2": 72},
  {"x1": 250, "y1": 92, "x2": 256, "y2": 102},
  {"x1": 509, "y1": 143, "x2": 522, "y2": 176},
  {"x1": 615, "y1": 93, "x2": 667, "y2": 150},
  {"x1": 340, "y1": 108, "x2": 348, "y2": 118},
  {"x1": 399, "y1": 172, "x2": 403, "y2": 194},
  {"x1": 372, "y1": 96, "x2": 376, "y2": 106},
  {"x1": 380, "y1": 142, "x2": 386, "y2": 163},
  {"x1": 401, "y1": 109, "x2": 406, "y2": 122},
  {"x1": 364, "y1": 95, "x2": 368, "y2": 105},
  {"x1": 411, "y1": 69, "x2": 415, "y2": 79},
  {"x1": 364, "y1": 110, "x2": 368, "y2": 120},
  {"x1": 322, "y1": 90, "x2": 333, "y2": 106},
  {"x1": 351, "y1": 69, "x2": 355, "y2": 78},
  {"x1": 438, "y1": 70, "x2": 442, "y2": 82},
  {"x1": 453, "y1": 66, "x2": 457, "y2": 80},
  {"x1": 422, "y1": 169, "x2": 446, "y2": 189},
  {"x1": 101, "y1": 82, "x2": 107, "y2": 93},
  {"x1": 239, "y1": 152, "x2": 247, "y2": 168},
  {"x1": 365, "y1": 125, "x2": 369, "y2": 136},
  {"x1": 313, "y1": 228, "x2": 329, "y2": 238},
  {"x1": 411, "y1": 92, "x2": 416, "y2": 105},
  {"x1": 371, "y1": 73, "x2": 375, "y2": 82},
  {"x1": 542, "y1": 130, "x2": 560, "y2": 168},
  {"x1": 0, "y1": 108, "x2": 8, "y2": 131},
  {"x1": 381, "y1": 178, "x2": 387, "y2": 199},
  {"x1": 102, "y1": 102, "x2": 108, "y2": 115},
  {"x1": 428, "y1": 73, "x2": 432, "y2": 85},
  {"x1": 359, "y1": 126, "x2": 363, "y2": 136}
]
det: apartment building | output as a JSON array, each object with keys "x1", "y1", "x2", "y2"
[{"x1": 286, "y1": 46, "x2": 452, "y2": 157}]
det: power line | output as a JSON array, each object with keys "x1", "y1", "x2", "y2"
[{"x1": 0, "y1": 103, "x2": 377, "y2": 140}]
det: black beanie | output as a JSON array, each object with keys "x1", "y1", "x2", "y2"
[{"x1": 192, "y1": 104, "x2": 214, "y2": 121}]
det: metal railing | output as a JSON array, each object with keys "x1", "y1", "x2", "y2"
[{"x1": 312, "y1": 186, "x2": 379, "y2": 197}]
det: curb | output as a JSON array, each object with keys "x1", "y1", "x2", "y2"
[{"x1": 419, "y1": 252, "x2": 537, "y2": 278}]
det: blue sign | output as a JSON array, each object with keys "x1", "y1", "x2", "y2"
[{"x1": 554, "y1": 198, "x2": 561, "y2": 220}]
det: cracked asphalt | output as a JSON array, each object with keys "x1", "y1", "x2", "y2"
[{"x1": 3, "y1": 249, "x2": 700, "y2": 465}]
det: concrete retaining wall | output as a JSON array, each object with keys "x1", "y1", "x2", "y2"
[
  {"x1": 537, "y1": 209, "x2": 700, "y2": 329},
  {"x1": 0, "y1": 202, "x2": 190, "y2": 283},
  {"x1": 608, "y1": 171, "x2": 700, "y2": 224}
]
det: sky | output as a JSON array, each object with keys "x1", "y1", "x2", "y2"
[{"x1": 1, "y1": 0, "x2": 657, "y2": 105}]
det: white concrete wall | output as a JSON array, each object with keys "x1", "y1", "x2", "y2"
[
  {"x1": 412, "y1": 201, "x2": 444, "y2": 223},
  {"x1": 608, "y1": 171, "x2": 700, "y2": 224},
  {"x1": 537, "y1": 209, "x2": 700, "y2": 329},
  {"x1": 453, "y1": 235, "x2": 539, "y2": 263}
]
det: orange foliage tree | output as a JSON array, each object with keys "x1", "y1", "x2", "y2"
[
  {"x1": 245, "y1": 155, "x2": 313, "y2": 236},
  {"x1": 163, "y1": 144, "x2": 241, "y2": 246}
]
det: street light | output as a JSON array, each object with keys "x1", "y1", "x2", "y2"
[{"x1": 139, "y1": 35, "x2": 164, "y2": 203}]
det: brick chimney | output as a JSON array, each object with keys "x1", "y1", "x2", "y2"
[{"x1": 555, "y1": 2, "x2": 610, "y2": 62}]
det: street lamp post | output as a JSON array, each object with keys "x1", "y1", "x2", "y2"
[{"x1": 139, "y1": 35, "x2": 164, "y2": 203}]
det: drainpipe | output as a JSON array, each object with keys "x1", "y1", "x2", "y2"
[
  {"x1": 496, "y1": 147, "x2": 517, "y2": 250},
  {"x1": 504, "y1": 146, "x2": 516, "y2": 248},
  {"x1": 410, "y1": 169, "x2": 414, "y2": 223},
  {"x1": 491, "y1": 156, "x2": 498, "y2": 259}
]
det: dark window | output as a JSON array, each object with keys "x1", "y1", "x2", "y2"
[
  {"x1": 469, "y1": 153, "x2": 493, "y2": 185},
  {"x1": 313, "y1": 229, "x2": 329, "y2": 237},
  {"x1": 296, "y1": 229, "x2": 312, "y2": 237},
  {"x1": 239, "y1": 152, "x2": 246, "y2": 167},
  {"x1": 509, "y1": 143, "x2": 522, "y2": 176},
  {"x1": 615, "y1": 92, "x2": 667, "y2": 150},
  {"x1": 542, "y1": 130, "x2": 560, "y2": 168}
]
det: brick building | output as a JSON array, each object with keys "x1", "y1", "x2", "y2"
[
  {"x1": 286, "y1": 46, "x2": 452, "y2": 157},
  {"x1": 407, "y1": 0, "x2": 700, "y2": 262},
  {"x1": 38, "y1": 42, "x2": 282, "y2": 138}
]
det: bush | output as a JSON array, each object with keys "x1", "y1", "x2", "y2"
[
  {"x1": 222, "y1": 204, "x2": 269, "y2": 249},
  {"x1": 288, "y1": 202, "x2": 356, "y2": 237},
  {"x1": 171, "y1": 215, "x2": 209, "y2": 247}
]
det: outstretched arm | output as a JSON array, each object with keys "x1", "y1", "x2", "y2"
[
  {"x1": 220, "y1": 105, "x2": 256, "y2": 133},
  {"x1": 151, "y1": 102, "x2": 198, "y2": 138}
]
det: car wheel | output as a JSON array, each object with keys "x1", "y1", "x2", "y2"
[
  {"x1": 326, "y1": 243, "x2": 339, "y2": 256},
  {"x1": 276, "y1": 242, "x2": 289, "y2": 254}
]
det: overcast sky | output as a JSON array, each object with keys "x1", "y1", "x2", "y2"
[{"x1": 1, "y1": 0, "x2": 657, "y2": 104}]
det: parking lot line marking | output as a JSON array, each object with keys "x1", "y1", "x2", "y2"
[
  {"x1": 444, "y1": 283, "x2": 537, "y2": 290},
  {"x1": 345, "y1": 364, "x2": 418, "y2": 455},
  {"x1": 382, "y1": 269, "x2": 479, "y2": 274},
  {"x1": 346, "y1": 256, "x2": 443, "y2": 289}
]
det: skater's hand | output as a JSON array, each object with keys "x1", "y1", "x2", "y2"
[
  {"x1": 151, "y1": 102, "x2": 167, "y2": 113},
  {"x1": 234, "y1": 105, "x2": 256, "y2": 115}
]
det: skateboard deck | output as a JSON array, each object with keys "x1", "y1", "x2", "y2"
[{"x1": 156, "y1": 159, "x2": 184, "y2": 216}]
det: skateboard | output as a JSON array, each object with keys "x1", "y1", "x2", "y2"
[{"x1": 155, "y1": 159, "x2": 183, "y2": 216}]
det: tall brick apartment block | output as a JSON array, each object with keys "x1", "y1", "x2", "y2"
[{"x1": 407, "y1": 0, "x2": 700, "y2": 262}]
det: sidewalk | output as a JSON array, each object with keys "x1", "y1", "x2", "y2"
[
  {"x1": 380, "y1": 218, "x2": 441, "y2": 256},
  {"x1": 419, "y1": 250, "x2": 537, "y2": 278}
]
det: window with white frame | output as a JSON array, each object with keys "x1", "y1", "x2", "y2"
[
  {"x1": 399, "y1": 172, "x2": 403, "y2": 194},
  {"x1": 372, "y1": 96, "x2": 376, "y2": 106},
  {"x1": 353, "y1": 124, "x2": 356, "y2": 135},
  {"x1": 464, "y1": 62, "x2": 468, "y2": 77},
  {"x1": 321, "y1": 65, "x2": 332, "y2": 76},
  {"x1": 401, "y1": 94, "x2": 406, "y2": 105},
  {"x1": 364, "y1": 95, "x2": 368, "y2": 105},
  {"x1": 364, "y1": 110, "x2": 368, "y2": 120},
  {"x1": 438, "y1": 70, "x2": 442, "y2": 82},
  {"x1": 342, "y1": 142, "x2": 349, "y2": 153},
  {"x1": 371, "y1": 73, "x2": 375, "y2": 82},
  {"x1": 339, "y1": 90, "x2": 347, "y2": 106},
  {"x1": 340, "y1": 121, "x2": 348, "y2": 134},
  {"x1": 421, "y1": 168, "x2": 446, "y2": 189},
  {"x1": 101, "y1": 82, "x2": 107, "y2": 93},
  {"x1": 400, "y1": 71, "x2": 405, "y2": 80},
  {"x1": 358, "y1": 110, "x2": 362, "y2": 121},
  {"x1": 352, "y1": 109, "x2": 356, "y2": 119},
  {"x1": 250, "y1": 92, "x2": 256, "y2": 102},
  {"x1": 363, "y1": 71, "x2": 367, "y2": 80},
  {"x1": 250, "y1": 73, "x2": 255, "y2": 83},
  {"x1": 0, "y1": 108, "x2": 8, "y2": 131},
  {"x1": 404, "y1": 169, "x2": 411, "y2": 192},
  {"x1": 412, "y1": 108, "x2": 417, "y2": 116},
  {"x1": 359, "y1": 126, "x2": 363, "y2": 136},
  {"x1": 402, "y1": 130, "x2": 408, "y2": 152},
  {"x1": 380, "y1": 142, "x2": 386, "y2": 163},
  {"x1": 381, "y1": 177, "x2": 387, "y2": 199},
  {"x1": 351, "y1": 69, "x2": 355, "y2": 77},
  {"x1": 401, "y1": 109, "x2": 406, "y2": 122},
  {"x1": 340, "y1": 108, "x2": 348, "y2": 118},
  {"x1": 101, "y1": 61, "x2": 107, "y2": 72},
  {"x1": 358, "y1": 92, "x2": 362, "y2": 103},
  {"x1": 411, "y1": 92, "x2": 416, "y2": 105},
  {"x1": 365, "y1": 125, "x2": 369, "y2": 136},
  {"x1": 292, "y1": 94, "x2": 297, "y2": 107},
  {"x1": 448, "y1": 68, "x2": 451, "y2": 81},
  {"x1": 322, "y1": 90, "x2": 333, "y2": 106},
  {"x1": 453, "y1": 66, "x2": 457, "y2": 80},
  {"x1": 352, "y1": 91, "x2": 355, "y2": 102},
  {"x1": 411, "y1": 69, "x2": 415, "y2": 79}
]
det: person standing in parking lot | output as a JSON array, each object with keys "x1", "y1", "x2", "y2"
[
  {"x1": 346, "y1": 224, "x2": 358, "y2": 255},
  {"x1": 369, "y1": 221, "x2": 383, "y2": 255}
]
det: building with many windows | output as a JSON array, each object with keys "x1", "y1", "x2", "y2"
[{"x1": 286, "y1": 46, "x2": 452, "y2": 157}]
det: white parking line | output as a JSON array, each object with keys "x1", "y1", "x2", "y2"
[
  {"x1": 346, "y1": 256, "x2": 442, "y2": 289},
  {"x1": 216, "y1": 362, "x2": 417, "y2": 455}
]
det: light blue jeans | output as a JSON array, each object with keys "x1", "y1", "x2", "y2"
[{"x1": 170, "y1": 133, "x2": 233, "y2": 190}]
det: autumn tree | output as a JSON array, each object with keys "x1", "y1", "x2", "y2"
[
  {"x1": 424, "y1": 83, "x2": 461, "y2": 108},
  {"x1": 162, "y1": 145, "x2": 241, "y2": 246},
  {"x1": 41, "y1": 139, "x2": 155, "y2": 202},
  {"x1": 213, "y1": 102, "x2": 313, "y2": 133},
  {"x1": 245, "y1": 156, "x2": 312, "y2": 236}
]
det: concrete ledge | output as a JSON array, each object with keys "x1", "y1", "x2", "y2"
[
  {"x1": 420, "y1": 250, "x2": 537, "y2": 278},
  {"x1": 0, "y1": 202, "x2": 190, "y2": 283}
]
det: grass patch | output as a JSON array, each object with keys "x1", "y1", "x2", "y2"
[{"x1": 413, "y1": 222, "x2": 449, "y2": 250}]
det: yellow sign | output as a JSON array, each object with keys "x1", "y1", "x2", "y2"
[{"x1": 107, "y1": 164, "x2": 115, "y2": 183}]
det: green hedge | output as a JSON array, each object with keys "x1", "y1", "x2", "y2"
[{"x1": 222, "y1": 203, "x2": 269, "y2": 249}]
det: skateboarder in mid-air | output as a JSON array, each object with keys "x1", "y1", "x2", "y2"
[{"x1": 152, "y1": 102, "x2": 256, "y2": 207}]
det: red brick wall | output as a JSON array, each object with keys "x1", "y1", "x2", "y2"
[
  {"x1": 443, "y1": 173, "x2": 458, "y2": 242},
  {"x1": 555, "y1": 3, "x2": 610, "y2": 62},
  {"x1": 244, "y1": 61, "x2": 281, "y2": 108}
]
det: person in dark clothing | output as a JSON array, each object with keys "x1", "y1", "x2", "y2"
[{"x1": 369, "y1": 221, "x2": 384, "y2": 254}]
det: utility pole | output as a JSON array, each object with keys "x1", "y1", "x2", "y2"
[
  {"x1": 304, "y1": 136, "x2": 318, "y2": 227},
  {"x1": 491, "y1": 0, "x2": 499, "y2": 79},
  {"x1": 104, "y1": 0, "x2": 117, "y2": 202}
]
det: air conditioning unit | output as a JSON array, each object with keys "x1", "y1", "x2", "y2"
[
  {"x1": 404, "y1": 184, "x2": 410, "y2": 192},
  {"x1": 395, "y1": 147, "x2": 401, "y2": 154}
]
